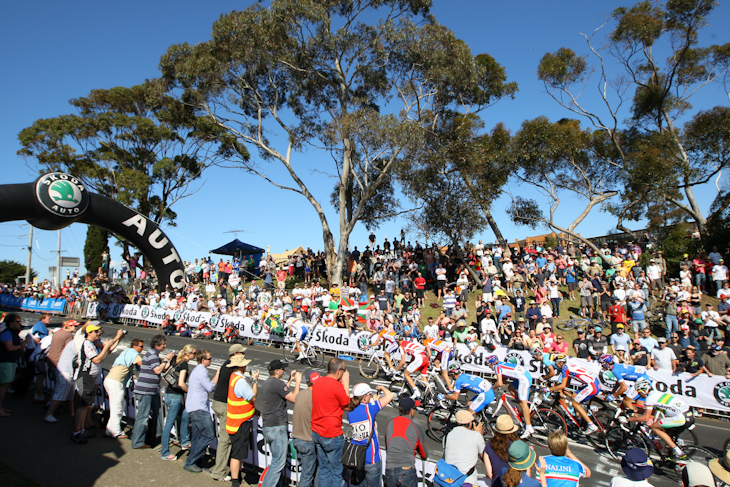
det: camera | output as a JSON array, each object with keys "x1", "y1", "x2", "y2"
[{"x1": 122, "y1": 329, "x2": 128, "y2": 335}]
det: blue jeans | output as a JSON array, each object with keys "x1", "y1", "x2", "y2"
[
  {"x1": 161, "y1": 393, "x2": 190, "y2": 457},
  {"x1": 311, "y1": 431, "x2": 345, "y2": 487},
  {"x1": 131, "y1": 393, "x2": 162, "y2": 448},
  {"x1": 262, "y1": 425, "x2": 289, "y2": 487},
  {"x1": 664, "y1": 315, "x2": 678, "y2": 340},
  {"x1": 355, "y1": 461, "x2": 383, "y2": 487},
  {"x1": 293, "y1": 439, "x2": 318, "y2": 487},
  {"x1": 185, "y1": 409, "x2": 215, "y2": 467},
  {"x1": 384, "y1": 466, "x2": 416, "y2": 487}
]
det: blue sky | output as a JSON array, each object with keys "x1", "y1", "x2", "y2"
[{"x1": 1, "y1": 1, "x2": 728, "y2": 281}]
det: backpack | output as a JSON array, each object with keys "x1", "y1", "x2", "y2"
[{"x1": 433, "y1": 459, "x2": 468, "y2": 487}]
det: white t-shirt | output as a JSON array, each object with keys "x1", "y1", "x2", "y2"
[
  {"x1": 610, "y1": 478, "x2": 653, "y2": 487},
  {"x1": 423, "y1": 323, "x2": 439, "y2": 340},
  {"x1": 58, "y1": 340, "x2": 77, "y2": 376},
  {"x1": 651, "y1": 347, "x2": 676, "y2": 370}
]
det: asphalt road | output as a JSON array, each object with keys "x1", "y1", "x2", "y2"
[{"x1": 11, "y1": 311, "x2": 730, "y2": 487}]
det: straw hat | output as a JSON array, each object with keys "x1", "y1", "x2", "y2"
[
  {"x1": 710, "y1": 450, "x2": 730, "y2": 485},
  {"x1": 226, "y1": 355, "x2": 251, "y2": 368},
  {"x1": 493, "y1": 414, "x2": 518, "y2": 434}
]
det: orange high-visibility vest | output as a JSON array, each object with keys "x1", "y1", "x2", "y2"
[{"x1": 226, "y1": 373, "x2": 255, "y2": 434}]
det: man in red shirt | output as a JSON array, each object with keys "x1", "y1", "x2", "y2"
[
  {"x1": 414, "y1": 272, "x2": 426, "y2": 308},
  {"x1": 311, "y1": 358, "x2": 350, "y2": 487},
  {"x1": 608, "y1": 297, "x2": 628, "y2": 335}
]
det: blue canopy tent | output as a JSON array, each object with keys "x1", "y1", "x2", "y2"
[{"x1": 210, "y1": 239, "x2": 265, "y2": 276}]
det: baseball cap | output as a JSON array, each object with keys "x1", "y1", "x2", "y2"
[
  {"x1": 576, "y1": 328, "x2": 585, "y2": 334},
  {"x1": 86, "y1": 324, "x2": 101, "y2": 332},
  {"x1": 268, "y1": 359, "x2": 288, "y2": 371},
  {"x1": 617, "y1": 323, "x2": 625, "y2": 329},
  {"x1": 657, "y1": 337, "x2": 667, "y2": 343},
  {"x1": 307, "y1": 371, "x2": 320, "y2": 385},
  {"x1": 353, "y1": 383, "x2": 374, "y2": 397},
  {"x1": 228, "y1": 344, "x2": 247, "y2": 356},
  {"x1": 398, "y1": 397, "x2": 416, "y2": 412},
  {"x1": 680, "y1": 324, "x2": 690, "y2": 331}
]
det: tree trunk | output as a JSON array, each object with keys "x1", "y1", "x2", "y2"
[{"x1": 461, "y1": 177, "x2": 511, "y2": 258}]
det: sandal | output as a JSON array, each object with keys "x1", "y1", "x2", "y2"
[{"x1": 162, "y1": 454, "x2": 177, "y2": 461}]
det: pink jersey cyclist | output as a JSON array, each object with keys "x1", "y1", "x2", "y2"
[{"x1": 399, "y1": 340, "x2": 429, "y2": 375}]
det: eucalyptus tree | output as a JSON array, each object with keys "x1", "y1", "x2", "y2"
[{"x1": 160, "y1": 0, "x2": 516, "y2": 284}]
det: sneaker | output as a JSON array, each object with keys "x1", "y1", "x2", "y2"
[
  {"x1": 583, "y1": 423, "x2": 599, "y2": 435},
  {"x1": 70, "y1": 433, "x2": 88, "y2": 444},
  {"x1": 520, "y1": 426, "x2": 535, "y2": 439},
  {"x1": 210, "y1": 474, "x2": 232, "y2": 482},
  {"x1": 184, "y1": 464, "x2": 203, "y2": 473},
  {"x1": 44, "y1": 415, "x2": 58, "y2": 423}
]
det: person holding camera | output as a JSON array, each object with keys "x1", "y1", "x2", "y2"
[{"x1": 443, "y1": 410, "x2": 488, "y2": 487}]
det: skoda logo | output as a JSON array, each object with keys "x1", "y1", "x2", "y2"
[
  {"x1": 174, "y1": 311, "x2": 181, "y2": 321},
  {"x1": 210, "y1": 316, "x2": 218, "y2": 327},
  {"x1": 356, "y1": 333, "x2": 369, "y2": 352},
  {"x1": 141, "y1": 307, "x2": 150, "y2": 318},
  {"x1": 252, "y1": 321, "x2": 263, "y2": 336},
  {"x1": 714, "y1": 381, "x2": 730, "y2": 408},
  {"x1": 601, "y1": 370, "x2": 617, "y2": 388},
  {"x1": 505, "y1": 351, "x2": 524, "y2": 366},
  {"x1": 36, "y1": 173, "x2": 89, "y2": 218}
]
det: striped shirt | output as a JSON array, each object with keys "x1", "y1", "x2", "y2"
[
  {"x1": 134, "y1": 349, "x2": 162, "y2": 395},
  {"x1": 443, "y1": 295, "x2": 457, "y2": 310}
]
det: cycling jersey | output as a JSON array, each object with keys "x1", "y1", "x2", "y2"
[
  {"x1": 427, "y1": 340, "x2": 453, "y2": 371},
  {"x1": 558, "y1": 363, "x2": 597, "y2": 385},
  {"x1": 453, "y1": 373, "x2": 491, "y2": 394},
  {"x1": 453, "y1": 374, "x2": 494, "y2": 413},
  {"x1": 495, "y1": 362, "x2": 532, "y2": 402},
  {"x1": 376, "y1": 330, "x2": 399, "y2": 354},
  {"x1": 400, "y1": 340, "x2": 426, "y2": 359},
  {"x1": 611, "y1": 364, "x2": 650, "y2": 383},
  {"x1": 643, "y1": 391, "x2": 690, "y2": 417},
  {"x1": 559, "y1": 363, "x2": 600, "y2": 404},
  {"x1": 287, "y1": 318, "x2": 309, "y2": 340}
]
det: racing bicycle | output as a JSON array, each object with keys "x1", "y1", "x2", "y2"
[
  {"x1": 547, "y1": 391, "x2": 612, "y2": 448},
  {"x1": 388, "y1": 369, "x2": 450, "y2": 412},
  {"x1": 358, "y1": 347, "x2": 401, "y2": 379},
  {"x1": 427, "y1": 389, "x2": 566, "y2": 448},
  {"x1": 556, "y1": 315, "x2": 593, "y2": 331},
  {"x1": 281, "y1": 337, "x2": 324, "y2": 368}
]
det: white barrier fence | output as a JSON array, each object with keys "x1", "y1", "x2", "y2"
[{"x1": 85, "y1": 302, "x2": 730, "y2": 414}]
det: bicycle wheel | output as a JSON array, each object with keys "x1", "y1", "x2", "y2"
[
  {"x1": 358, "y1": 355, "x2": 380, "y2": 379},
  {"x1": 604, "y1": 427, "x2": 649, "y2": 461},
  {"x1": 530, "y1": 408, "x2": 568, "y2": 448},
  {"x1": 427, "y1": 406, "x2": 456, "y2": 443},
  {"x1": 303, "y1": 345, "x2": 324, "y2": 368},
  {"x1": 282, "y1": 341, "x2": 297, "y2": 363},
  {"x1": 556, "y1": 318, "x2": 577, "y2": 331}
]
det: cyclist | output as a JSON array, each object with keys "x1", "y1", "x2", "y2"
[
  {"x1": 438, "y1": 363, "x2": 495, "y2": 415},
  {"x1": 425, "y1": 338, "x2": 454, "y2": 389},
  {"x1": 284, "y1": 317, "x2": 310, "y2": 361},
  {"x1": 629, "y1": 378, "x2": 693, "y2": 459},
  {"x1": 367, "y1": 328, "x2": 400, "y2": 375},
  {"x1": 598, "y1": 354, "x2": 650, "y2": 410},
  {"x1": 545, "y1": 354, "x2": 600, "y2": 435},
  {"x1": 531, "y1": 348, "x2": 558, "y2": 381},
  {"x1": 487, "y1": 355, "x2": 535, "y2": 439},
  {"x1": 395, "y1": 339, "x2": 429, "y2": 400}
]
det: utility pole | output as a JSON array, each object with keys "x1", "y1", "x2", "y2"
[
  {"x1": 57, "y1": 229, "x2": 62, "y2": 286},
  {"x1": 25, "y1": 226, "x2": 33, "y2": 285}
]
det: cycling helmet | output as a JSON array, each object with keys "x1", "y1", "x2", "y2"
[
  {"x1": 552, "y1": 353, "x2": 568, "y2": 364},
  {"x1": 448, "y1": 363, "x2": 461, "y2": 375},
  {"x1": 531, "y1": 347, "x2": 544, "y2": 357},
  {"x1": 417, "y1": 333, "x2": 426, "y2": 341},
  {"x1": 486, "y1": 355, "x2": 499, "y2": 366},
  {"x1": 599, "y1": 354, "x2": 614, "y2": 367},
  {"x1": 635, "y1": 378, "x2": 653, "y2": 394}
]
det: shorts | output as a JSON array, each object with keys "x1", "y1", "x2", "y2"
[
  {"x1": 580, "y1": 296, "x2": 592, "y2": 307},
  {"x1": 510, "y1": 373, "x2": 533, "y2": 402},
  {"x1": 296, "y1": 327, "x2": 309, "y2": 341},
  {"x1": 385, "y1": 341, "x2": 399, "y2": 355},
  {"x1": 78, "y1": 374, "x2": 98, "y2": 407},
  {"x1": 230, "y1": 420, "x2": 253, "y2": 460},
  {"x1": 650, "y1": 279, "x2": 663, "y2": 290},
  {"x1": 0, "y1": 362, "x2": 17, "y2": 385},
  {"x1": 483, "y1": 293, "x2": 493, "y2": 303},
  {"x1": 574, "y1": 378, "x2": 600, "y2": 404},
  {"x1": 406, "y1": 353, "x2": 429, "y2": 375},
  {"x1": 470, "y1": 389, "x2": 495, "y2": 413},
  {"x1": 658, "y1": 411, "x2": 693, "y2": 429},
  {"x1": 568, "y1": 282, "x2": 577, "y2": 291},
  {"x1": 52, "y1": 371, "x2": 76, "y2": 401},
  {"x1": 416, "y1": 289, "x2": 425, "y2": 299},
  {"x1": 438, "y1": 350, "x2": 453, "y2": 371}
]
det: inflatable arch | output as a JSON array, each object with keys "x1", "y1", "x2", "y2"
[{"x1": 0, "y1": 172, "x2": 186, "y2": 291}]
